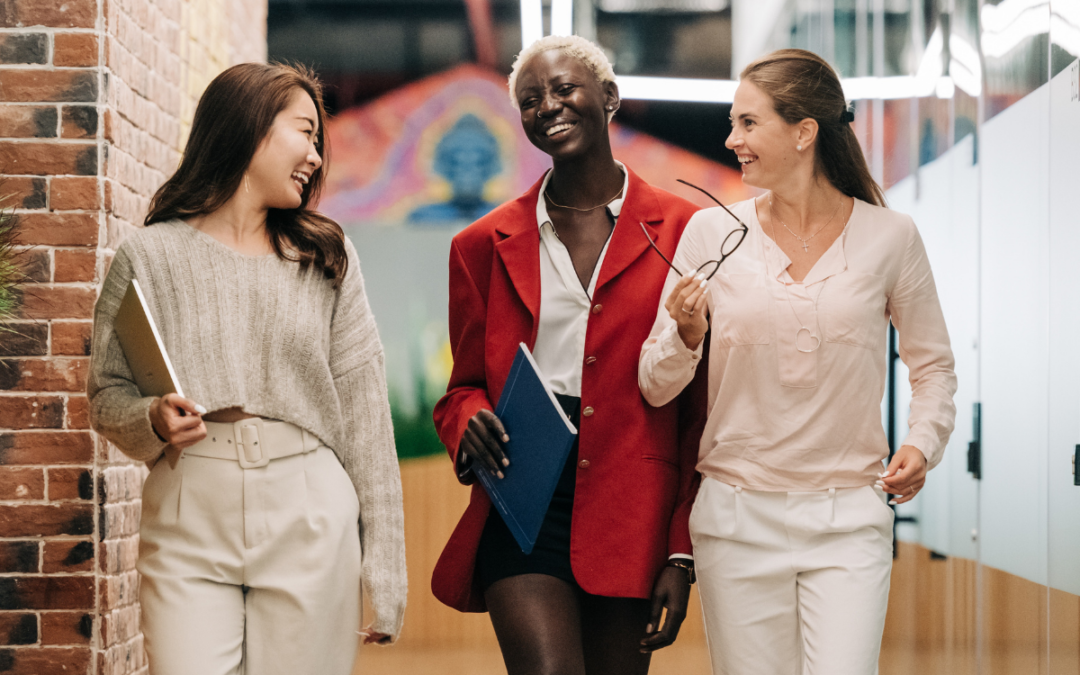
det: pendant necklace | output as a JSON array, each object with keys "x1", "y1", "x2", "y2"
[{"x1": 769, "y1": 195, "x2": 843, "y2": 253}]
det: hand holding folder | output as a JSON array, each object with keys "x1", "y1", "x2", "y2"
[{"x1": 471, "y1": 344, "x2": 578, "y2": 554}]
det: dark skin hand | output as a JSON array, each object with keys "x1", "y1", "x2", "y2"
[{"x1": 640, "y1": 566, "x2": 691, "y2": 653}]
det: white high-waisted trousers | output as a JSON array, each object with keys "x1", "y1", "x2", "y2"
[
  {"x1": 137, "y1": 440, "x2": 361, "y2": 675},
  {"x1": 690, "y1": 477, "x2": 894, "y2": 675}
]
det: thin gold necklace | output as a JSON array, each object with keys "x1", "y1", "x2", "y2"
[
  {"x1": 769, "y1": 195, "x2": 844, "y2": 253},
  {"x1": 544, "y1": 184, "x2": 623, "y2": 212}
]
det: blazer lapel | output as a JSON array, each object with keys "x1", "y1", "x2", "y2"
[
  {"x1": 494, "y1": 176, "x2": 544, "y2": 327},
  {"x1": 594, "y1": 167, "x2": 664, "y2": 292}
]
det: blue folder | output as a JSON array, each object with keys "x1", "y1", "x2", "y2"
[{"x1": 476, "y1": 343, "x2": 578, "y2": 554}]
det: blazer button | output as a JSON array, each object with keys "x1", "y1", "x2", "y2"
[
  {"x1": 592, "y1": 304, "x2": 603, "y2": 314},
  {"x1": 578, "y1": 459, "x2": 590, "y2": 469},
  {"x1": 585, "y1": 356, "x2": 597, "y2": 365},
  {"x1": 582, "y1": 406, "x2": 594, "y2": 417}
]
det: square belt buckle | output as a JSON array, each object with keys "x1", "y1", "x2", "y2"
[{"x1": 235, "y1": 418, "x2": 270, "y2": 469}]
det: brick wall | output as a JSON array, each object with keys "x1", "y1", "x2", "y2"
[{"x1": 0, "y1": 0, "x2": 265, "y2": 673}]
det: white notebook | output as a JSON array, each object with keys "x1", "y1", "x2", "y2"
[{"x1": 113, "y1": 279, "x2": 184, "y2": 398}]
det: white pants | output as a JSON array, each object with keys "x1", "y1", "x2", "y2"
[
  {"x1": 689, "y1": 477, "x2": 894, "y2": 675},
  {"x1": 138, "y1": 444, "x2": 361, "y2": 675}
]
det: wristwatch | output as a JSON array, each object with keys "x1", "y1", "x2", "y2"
[{"x1": 667, "y1": 559, "x2": 696, "y2": 585}]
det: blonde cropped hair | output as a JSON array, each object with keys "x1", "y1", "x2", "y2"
[{"x1": 507, "y1": 35, "x2": 617, "y2": 115}]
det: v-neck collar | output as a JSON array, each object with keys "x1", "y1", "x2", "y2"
[{"x1": 753, "y1": 197, "x2": 856, "y2": 286}]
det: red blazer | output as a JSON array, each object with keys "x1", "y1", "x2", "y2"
[{"x1": 431, "y1": 167, "x2": 707, "y2": 612}]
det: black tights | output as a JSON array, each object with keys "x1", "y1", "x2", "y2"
[{"x1": 484, "y1": 574, "x2": 652, "y2": 675}]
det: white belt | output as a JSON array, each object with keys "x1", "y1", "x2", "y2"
[{"x1": 185, "y1": 418, "x2": 321, "y2": 469}]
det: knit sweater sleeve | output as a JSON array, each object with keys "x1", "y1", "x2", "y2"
[
  {"x1": 329, "y1": 239, "x2": 407, "y2": 639},
  {"x1": 87, "y1": 243, "x2": 169, "y2": 463}
]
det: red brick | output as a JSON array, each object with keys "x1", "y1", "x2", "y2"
[
  {"x1": 47, "y1": 467, "x2": 91, "y2": 501},
  {"x1": 40, "y1": 612, "x2": 91, "y2": 645},
  {"x1": 0, "y1": 394, "x2": 65, "y2": 429},
  {"x1": 50, "y1": 322, "x2": 92, "y2": 356},
  {"x1": 0, "y1": 612, "x2": 37, "y2": 645},
  {"x1": 2, "y1": 176, "x2": 47, "y2": 209},
  {"x1": 49, "y1": 177, "x2": 99, "y2": 211},
  {"x1": 16, "y1": 286, "x2": 96, "y2": 320},
  {"x1": 0, "y1": 33, "x2": 46, "y2": 64},
  {"x1": 0, "y1": 467, "x2": 43, "y2": 499},
  {"x1": 0, "y1": 646, "x2": 92, "y2": 673},
  {"x1": 0, "y1": 105, "x2": 58, "y2": 137},
  {"x1": 0, "y1": 503, "x2": 93, "y2": 537},
  {"x1": 0, "y1": 0, "x2": 97, "y2": 28},
  {"x1": 54, "y1": 250, "x2": 96, "y2": 283},
  {"x1": 99, "y1": 536, "x2": 138, "y2": 575},
  {"x1": 43, "y1": 539, "x2": 94, "y2": 573},
  {"x1": 14, "y1": 247, "x2": 49, "y2": 282},
  {"x1": 0, "y1": 69, "x2": 97, "y2": 102},
  {"x1": 0, "y1": 541, "x2": 38, "y2": 573},
  {"x1": 61, "y1": 105, "x2": 97, "y2": 138},
  {"x1": 65, "y1": 395, "x2": 89, "y2": 429},
  {"x1": 0, "y1": 431, "x2": 94, "y2": 465},
  {"x1": 53, "y1": 33, "x2": 98, "y2": 68},
  {"x1": 14, "y1": 213, "x2": 98, "y2": 247},
  {"x1": 0, "y1": 141, "x2": 96, "y2": 175},
  {"x1": 0, "y1": 323, "x2": 48, "y2": 356},
  {"x1": 0, "y1": 358, "x2": 88, "y2": 392}
]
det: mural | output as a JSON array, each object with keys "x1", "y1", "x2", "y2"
[{"x1": 320, "y1": 64, "x2": 749, "y2": 459}]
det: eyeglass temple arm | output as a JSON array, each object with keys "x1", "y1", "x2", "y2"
[
  {"x1": 676, "y1": 179, "x2": 749, "y2": 230},
  {"x1": 639, "y1": 221, "x2": 685, "y2": 277}
]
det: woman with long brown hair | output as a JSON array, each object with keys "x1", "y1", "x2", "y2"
[
  {"x1": 639, "y1": 49, "x2": 957, "y2": 673},
  {"x1": 87, "y1": 63, "x2": 406, "y2": 674}
]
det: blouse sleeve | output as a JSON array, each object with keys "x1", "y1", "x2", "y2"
[
  {"x1": 888, "y1": 219, "x2": 958, "y2": 469},
  {"x1": 329, "y1": 240, "x2": 407, "y2": 639},
  {"x1": 87, "y1": 244, "x2": 169, "y2": 463},
  {"x1": 638, "y1": 212, "x2": 708, "y2": 407}
]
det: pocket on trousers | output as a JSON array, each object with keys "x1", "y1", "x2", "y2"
[
  {"x1": 141, "y1": 456, "x2": 183, "y2": 527},
  {"x1": 689, "y1": 477, "x2": 738, "y2": 542}
]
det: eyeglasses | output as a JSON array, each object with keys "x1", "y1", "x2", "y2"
[{"x1": 639, "y1": 179, "x2": 749, "y2": 281}]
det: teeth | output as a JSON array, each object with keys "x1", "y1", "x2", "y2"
[
  {"x1": 291, "y1": 172, "x2": 309, "y2": 184},
  {"x1": 546, "y1": 123, "x2": 574, "y2": 137},
  {"x1": 738, "y1": 156, "x2": 755, "y2": 164}
]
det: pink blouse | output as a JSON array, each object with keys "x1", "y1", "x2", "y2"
[{"x1": 638, "y1": 198, "x2": 957, "y2": 491}]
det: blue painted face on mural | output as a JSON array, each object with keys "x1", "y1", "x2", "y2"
[{"x1": 409, "y1": 114, "x2": 502, "y2": 223}]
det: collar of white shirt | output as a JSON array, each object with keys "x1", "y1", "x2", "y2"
[{"x1": 535, "y1": 160, "x2": 629, "y2": 230}]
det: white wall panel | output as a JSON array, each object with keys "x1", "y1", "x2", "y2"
[
  {"x1": 978, "y1": 86, "x2": 1050, "y2": 585},
  {"x1": 1047, "y1": 58, "x2": 1080, "y2": 596}
]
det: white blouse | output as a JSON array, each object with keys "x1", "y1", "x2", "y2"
[
  {"x1": 639, "y1": 198, "x2": 958, "y2": 491},
  {"x1": 532, "y1": 163, "x2": 628, "y2": 397}
]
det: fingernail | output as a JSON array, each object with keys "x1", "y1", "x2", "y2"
[
  {"x1": 497, "y1": 471, "x2": 505, "y2": 479},
  {"x1": 889, "y1": 499, "x2": 898, "y2": 505},
  {"x1": 699, "y1": 280, "x2": 707, "y2": 288},
  {"x1": 875, "y1": 481, "x2": 885, "y2": 489},
  {"x1": 194, "y1": 404, "x2": 207, "y2": 415},
  {"x1": 502, "y1": 458, "x2": 510, "y2": 467},
  {"x1": 882, "y1": 471, "x2": 892, "y2": 478},
  {"x1": 695, "y1": 273, "x2": 705, "y2": 281},
  {"x1": 646, "y1": 624, "x2": 653, "y2": 633},
  {"x1": 503, "y1": 434, "x2": 510, "y2": 442}
]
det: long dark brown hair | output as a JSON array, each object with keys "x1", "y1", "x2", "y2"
[
  {"x1": 741, "y1": 49, "x2": 885, "y2": 207},
  {"x1": 146, "y1": 63, "x2": 348, "y2": 285}
]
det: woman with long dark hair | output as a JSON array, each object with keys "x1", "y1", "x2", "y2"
[
  {"x1": 88, "y1": 63, "x2": 406, "y2": 674},
  {"x1": 639, "y1": 49, "x2": 957, "y2": 673},
  {"x1": 431, "y1": 35, "x2": 707, "y2": 674}
]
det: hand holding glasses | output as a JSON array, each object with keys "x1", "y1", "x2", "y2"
[{"x1": 641, "y1": 180, "x2": 749, "y2": 351}]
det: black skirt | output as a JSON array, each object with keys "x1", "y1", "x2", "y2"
[{"x1": 475, "y1": 393, "x2": 581, "y2": 590}]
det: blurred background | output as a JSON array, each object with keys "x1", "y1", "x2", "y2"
[{"x1": 260, "y1": 1, "x2": 1080, "y2": 672}]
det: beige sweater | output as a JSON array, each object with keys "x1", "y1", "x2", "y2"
[{"x1": 87, "y1": 219, "x2": 406, "y2": 637}]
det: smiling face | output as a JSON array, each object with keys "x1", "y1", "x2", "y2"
[
  {"x1": 514, "y1": 49, "x2": 617, "y2": 162},
  {"x1": 725, "y1": 80, "x2": 808, "y2": 191},
  {"x1": 245, "y1": 89, "x2": 323, "y2": 210}
]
